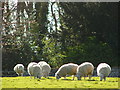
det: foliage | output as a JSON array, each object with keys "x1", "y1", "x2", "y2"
[
  {"x1": 2, "y1": 76, "x2": 119, "y2": 88},
  {"x1": 58, "y1": 2, "x2": 118, "y2": 67},
  {"x1": 64, "y1": 36, "x2": 116, "y2": 66},
  {"x1": 42, "y1": 37, "x2": 66, "y2": 68},
  {"x1": 2, "y1": 2, "x2": 49, "y2": 70}
]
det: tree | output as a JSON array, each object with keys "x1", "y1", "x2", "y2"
[
  {"x1": 2, "y1": 2, "x2": 49, "y2": 70},
  {"x1": 58, "y1": 2, "x2": 118, "y2": 66}
]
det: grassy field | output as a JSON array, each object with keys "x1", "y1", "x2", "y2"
[{"x1": 1, "y1": 76, "x2": 120, "y2": 89}]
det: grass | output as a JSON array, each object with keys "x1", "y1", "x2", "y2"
[{"x1": 1, "y1": 76, "x2": 120, "y2": 89}]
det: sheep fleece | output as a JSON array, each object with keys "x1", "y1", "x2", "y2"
[
  {"x1": 38, "y1": 61, "x2": 51, "y2": 77},
  {"x1": 55, "y1": 63, "x2": 78, "y2": 77},
  {"x1": 32, "y1": 64, "x2": 42, "y2": 78},
  {"x1": 77, "y1": 62, "x2": 94, "y2": 77},
  {"x1": 27, "y1": 62, "x2": 37, "y2": 76},
  {"x1": 97, "y1": 63, "x2": 111, "y2": 80}
]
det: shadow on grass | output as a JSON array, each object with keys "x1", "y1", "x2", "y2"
[
  {"x1": 87, "y1": 79, "x2": 97, "y2": 81},
  {"x1": 61, "y1": 79, "x2": 74, "y2": 81},
  {"x1": 40, "y1": 77, "x2": 55, "y2": 80},
  {"x1": 108, "y1": 80, "x2": 118, "y2": 82}
]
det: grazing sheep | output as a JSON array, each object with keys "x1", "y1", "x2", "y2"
[
  {"x1": 38, "y1": 61, "x2": 51, "y2": 78},
  {"x1": 38, "y1": 61, "x2": 48, "y2": 66},
  {"x1": 55, "y1": 63, "x2": 78, "y2": 80},
  {"x1": 32, "y1": 64, "x2": 43, "y2": 79},
  {"x1": 76, "y1": 62, "x2": 94, "y2": 80},
  {"x1": 27, "y1": 62, "x2": 37, "y2": 78},
  {"x1": 97, "y1": 63, "x2": 111, "y2": 81},
  {"x1": 14, "y1": 64, "x2": 24, "y2": 76}
]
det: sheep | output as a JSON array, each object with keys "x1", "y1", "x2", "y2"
[
  {"x1": 14, "y1": 64, "x2": 24, "y2": 76},
  {"x1": 32, "y1": 64, "x2": 43, "y2": 79},
  {"x1": 76, "y1": 62, "x2": 94, "y2": 80},
  {"x1": 38, "y1": 61, "x2": 48, "y2": 66},
  {"x1": 38, "y1": 61, "x2": 51, "y2": 78},
  {"x1": 97, "y1": 63, "x2": 111, "y2": 81},
  {"x1": 55, "y1": 63, "x2": 78, "y2": 80},
  {"x1": 27, "y1": 62, "x2": 37, "y2": 78}
]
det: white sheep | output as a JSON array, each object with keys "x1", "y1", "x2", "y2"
[
  {"x1": 97, "y1": 63, "x2": 111, "y2": 81},
  {"x1": 27, "y1": 62, "x2": 37, "y2": 78},
  {"x1": 32, "y1": 64, "x2": 43, "y2": 79},
  {"x1": 55, "y1": 63, "x2": 78, "y2": 80},
  {"x1": 14, "y1": 64, "x2": 24, "y2": 76},
  {"x1": 76, "y1": 62, "x2": 94, "y2": 80},
  {"x1": 38, "y1": 61, "x2": 48, "y2": 66},
  {"x1": 38, "y1": 61, "x2": 51, "y2": 78}
]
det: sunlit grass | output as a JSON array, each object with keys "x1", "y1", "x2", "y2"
[{"x1": 2, "y1": 76, "x2": 119, "y2": 89}]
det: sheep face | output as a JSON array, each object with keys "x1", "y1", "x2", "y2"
[
  {"x1": 76, "y1": 73, "x2": 82, "y2": 80},
  {"x1": 14, "y1": 64, "x2": 24, "y2": 76},
  {"x1": 76, "y1": 75, "x2": 81, "y2": 80},
  {"x1": 55, "y1": 73, "x2": 61, "y2": 79},
  {"x1": 37, "y1": 74, "x2": 42, "y2": 79}
]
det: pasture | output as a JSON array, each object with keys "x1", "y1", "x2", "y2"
[{"x1": 1, "y1": 76, "x2": 119, "y2": 89}]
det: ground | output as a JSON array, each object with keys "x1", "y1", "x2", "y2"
[{"x1": 1, "y1": 76, "x2": 120, "y2": 89}]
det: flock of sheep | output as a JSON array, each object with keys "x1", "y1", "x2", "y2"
[{"x1": 14, "y1": 61, "x2": 111, "y2": 81}]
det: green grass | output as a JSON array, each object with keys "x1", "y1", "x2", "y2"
[{"x1": 1, "y1": 76, "x2": 120, "y2": 89}]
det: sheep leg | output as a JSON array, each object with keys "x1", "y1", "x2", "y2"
[
  {"x1": 17, "y1": 73, "x2": 19, "y2": 76},
  {"x1": 103, "y1": 77, "x2": 106, "y2": 81},
  {"x1": 88, "y1": 74, "x2": 92, "y2": 80},
  {"x1": 47, "y1": 73, "x2": 50, "y2": 79},
  {"x1": 21, "y1": 73, "x2": 23, "y2": 76},
  {"x1": 34, "y1": 76, "x2": 37, "y2": 79},
  {"x1": 100, "y1": 74, "x2": 104, "y2": 81},
  {"x1": 84, "y1": 77, "x2": 86, "y2": 80},
  {"x1": 100, "y1": 76, "x2": 103, "y2": 81},
  {"x1": 47, "y1": 76, "x2": 49, "y2": 79},
  {"x1": 72, "y1": 75, "x2": 75, "y2": 80},
  {"x1": 77, "y1": 76, "x2": 81, "y2": 80},
  {"x1": 38, "y1": 76, "x2": 41, "y2": 79},
  {"x1": 84, "y1": 75, "x2": 86, "y2": 80},
  {"x1": 64, "y1": 77, "x2": 66, "y2": 79}
]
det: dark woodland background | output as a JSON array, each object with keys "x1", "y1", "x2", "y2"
[{"x1": 2, "y1": 2, "x2": 118, "y2": 71}]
